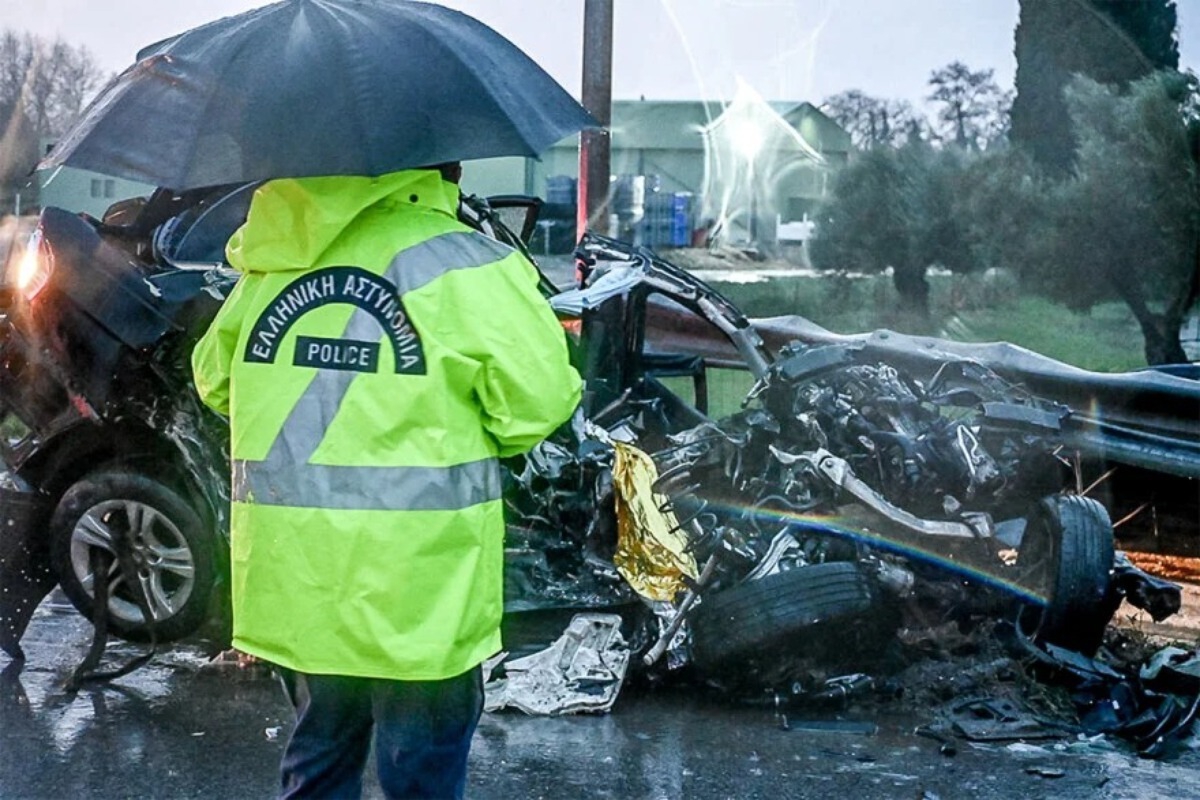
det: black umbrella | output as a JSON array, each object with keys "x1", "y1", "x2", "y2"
[{"x1": 41, "y1": 0, "x2": 595, "y2": 189}]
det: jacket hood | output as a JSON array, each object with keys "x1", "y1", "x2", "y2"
[{"x1": 225, "y1": 169, "x2": 460, "y2": 274}]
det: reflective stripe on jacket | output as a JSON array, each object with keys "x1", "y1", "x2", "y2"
[{"x1": 191, "y1": 170, "x2": 581, "y2": 680}]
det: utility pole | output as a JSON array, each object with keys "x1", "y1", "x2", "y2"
[{"x1": 578, "y1": 0, "x2": 613, "y2": 239}]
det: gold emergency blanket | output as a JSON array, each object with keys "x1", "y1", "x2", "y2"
[{"x1": 611, "y1": 441, "x2": 699, "y2": 601}]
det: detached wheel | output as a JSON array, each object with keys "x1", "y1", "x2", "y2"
[
  {"x1": 1015, "y1": 494, "x2": 1115, "y2": 654},
  {"x1": 49, "y1": 470, "x2": 216, "y2": 643},
  {"x1": 690, "y1": 561, "x2": 879, "y2": 670}
]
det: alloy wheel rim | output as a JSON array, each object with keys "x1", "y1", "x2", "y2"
[{"x1": 69, "y1": 499, "x2": 195, "y2": 625}]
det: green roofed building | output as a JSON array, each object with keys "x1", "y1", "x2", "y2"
[
  {"x1": 34, "y1": 139, "x2": 155, "y2": 218},
  {"x1": 462, "y1": 96, "x2": 850, "y2": 250}
]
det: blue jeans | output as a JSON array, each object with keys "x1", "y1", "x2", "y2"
[{"x1": 278, "y1": 666, "x2": 483, "y2": 800}]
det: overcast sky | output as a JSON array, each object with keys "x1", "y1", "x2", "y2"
[{"x1": 4, "y1": 0, "x2": 1199, "y2": 112}]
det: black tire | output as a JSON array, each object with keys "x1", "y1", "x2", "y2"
[
  {"x1": 1015, "y1": 494, "x2": 1115, "y2": 654},
  {"x1": 49, "y1": 470, "x2": 217, "y2": 643},
  {"x1": 690, "y1": 561, "x2": 878, "y2": 669}
]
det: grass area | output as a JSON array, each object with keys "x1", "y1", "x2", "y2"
[
  {"x1": 659, "y1": 368, "x2": 756, "y2": 421},
  {"x1": 708, "y1": 272, "x2": 1148, "y2": 373},
  {"x1": 937, "y1": 296, "x2": 1146, "y2": 373},
  {"x1": 655, "y1": 272, "x2": 1148, "y2": 421},
  {"x1": 0, "y1": 412, "x2": 30, "y2": 447}
]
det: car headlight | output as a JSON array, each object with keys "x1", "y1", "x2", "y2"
[{"x1": 14, "y1": 227, "x2": 50, "y2": 300}]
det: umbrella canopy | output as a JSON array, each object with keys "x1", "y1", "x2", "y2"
[{"x1": 41, "y1": 0, "x2": 596, "y2": 190}]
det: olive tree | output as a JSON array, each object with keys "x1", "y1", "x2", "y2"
[
  {"x1": 810, "y1": 143, "x2": 975, "y2": 317},
  {"x1": 1042, "y1": 73, "x2": 1199, "y2": 364}
]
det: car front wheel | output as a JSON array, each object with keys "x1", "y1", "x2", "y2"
[
  {"x1": 49, "y1": 470, "x2": 217, "y2": 643},
  {"x1": 689, "y1": 561, "x2": 884, "y2": 672},
  {"x1": 1014, "y1": 494, "x2": 1115, "y2": 654}
]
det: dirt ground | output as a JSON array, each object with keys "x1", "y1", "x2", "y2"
[{"x1": 1112, "y1": 578, "x2": 1200, "y2": 644}]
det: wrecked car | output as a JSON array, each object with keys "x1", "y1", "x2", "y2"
[
  {"x1": 506, "y1": 236, "x2": 1178, "y2": 686},
  {"x1": 0, "y1": 190, "x2": 1192, "y2": 690}
]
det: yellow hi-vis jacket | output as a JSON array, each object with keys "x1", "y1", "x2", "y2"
[{"x1": 191, "y1": 170, "x2": 581, "y2": 680}]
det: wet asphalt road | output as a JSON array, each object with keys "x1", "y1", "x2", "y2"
[{"x1": 3, "y1": 602, "x2": 1199, "y2": 800}]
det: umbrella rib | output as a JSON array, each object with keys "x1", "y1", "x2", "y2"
[{"x1": 318, "y1": 2, "x2": 376, "y2": 175}]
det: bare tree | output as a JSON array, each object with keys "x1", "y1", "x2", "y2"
[
  {"x1": 0, "y1": 32, "x2": 33, "y2": 116},
  {"x1": 0, "y1": 30, "x2": 104, "y2": 211},
  {"x1": 0, "y1": 30, "x2": 103, "y2": 139},
  {"x1": 822, "y1": 90, "x2": 926, "y2": 149},
  {"x1": 926, "y1": 61, "x2": 1010, "y2": 149},
  {"x1": 49, "y1": 41, "x2": 102, "y2": 134}
]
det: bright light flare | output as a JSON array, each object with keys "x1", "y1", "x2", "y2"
[
  {"x1": 15, "y1": 228, "x2": 49, "y2": 298},
  {"x1": 728, "y1": 118, "x2": 765, "y2": 163}
]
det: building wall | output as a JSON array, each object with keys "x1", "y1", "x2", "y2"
[
  {"x1": 464, "y1": 141, "x2": 841, "y2": 226},
  {"x1": 464, "y1": 149, "x2": 576, "y2": 201},
  {"x1": 37, "y1": 166, "x2": 154, "y2": 218},
  {"x1": 460, "y1": 156, "x2": 533, "y2": 198},
  {"x1": 529, "y1": 146, "x2": 581, "y2": 199}
]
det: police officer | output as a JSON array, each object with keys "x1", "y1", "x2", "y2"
[{"x1": 192, "y1": 163, "x2": 581, "y2": 799}]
